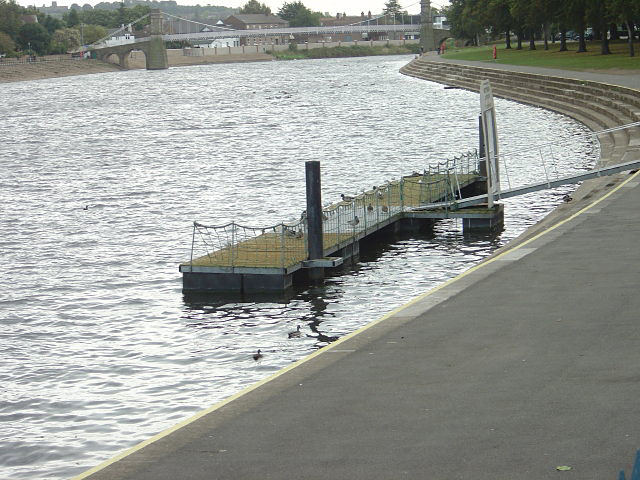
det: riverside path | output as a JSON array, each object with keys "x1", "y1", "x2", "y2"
[{"x1": 74, "y1": 62, "x2": 640, "y2": 480}]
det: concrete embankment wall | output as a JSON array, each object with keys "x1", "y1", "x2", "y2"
[
  {"x1": 400, "y1": 57, "x2": 640, "y2": 245},
  {"x1": 178, "y1": 39, "x2": 418, "y2": 57}
]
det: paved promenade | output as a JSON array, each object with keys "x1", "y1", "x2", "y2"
[
  {"x1": 76, "y1": 64, "x2": 640, "y2": 480},
  {"x1": 427, "y1": 53, "x2": 640, "y2": 89}
]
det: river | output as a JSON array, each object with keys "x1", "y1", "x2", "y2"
[{"x1": 0, "y1": 55, "x2": 598, "y2": 479}]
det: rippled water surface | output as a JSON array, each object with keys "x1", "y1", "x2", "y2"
[{"x1": 0, "y1": 55, "x2": 598, "y2": 479}]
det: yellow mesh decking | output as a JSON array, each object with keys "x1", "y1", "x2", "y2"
[
  {"x1": 188, "y1": 232, "x2": 355, "y2": 269},
  {"x1": 184, "y1": 168, "x2": 481, "y2": 270}
]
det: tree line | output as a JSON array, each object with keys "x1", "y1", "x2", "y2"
[
  {"x1": 445, "y1": 0, "x2": 638, "y2": 56},
  {"x1": 0, "y1": 0, "x2": 150, "y2": 57}
]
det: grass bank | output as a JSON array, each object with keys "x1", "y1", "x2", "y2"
[
  {"x1": 442, "y1": 40, "x2": 640, "y2": 71},
  {"x1": 271, "y1": 43, "x2": 421, "y2": 60}
]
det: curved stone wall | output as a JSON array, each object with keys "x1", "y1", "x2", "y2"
[{"x1": 400, "y1": 56, "x2": 640, "y2": 245}]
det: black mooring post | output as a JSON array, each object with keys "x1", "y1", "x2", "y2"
[{"x1": 305, "y1": 161, "x2": 324, "y2": 282}]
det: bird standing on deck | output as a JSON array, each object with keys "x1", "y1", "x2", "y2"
[
  {"x1": 288, "y1": 325, "x2": 301, "y2": 338},
  {"x1": 341, "y1": 194, "x2": 355, "y2": 202},
  {"x1": 347, "y1": 216, "x2": 360, "y2": 227},
  {"x1": 381, "y1": 205, "x2": 389, "y2": 213},
  {"x1": 367, "y1": 203, "x2": 374, "y2": 213},
  {"x1": 253, "y1": 349, "x2": 263, "y2": 361}
]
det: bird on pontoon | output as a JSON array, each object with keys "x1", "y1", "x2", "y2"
[
  {"x1": 382, "y1": 205, "x2": 389, "y2": 213},
  {"x1": 367, "y1": 203, "x2": 374, "y2": 213},
  {"x1": 288, "y1": 325, "x2": 302, "y2": 338},
  {"x1": 563, "y1": 194, "x2": 573, "y2": 202},
  {"x1": 253, "y1": 349, "x2": 263, "y2": 360},
  {"x1": 347, "y1": 216, "x2": 360, "y2": 227},
  {"x1": 341, "y1": 194, "x2": 355, "y2": 202},
  {"x1": 376, "y1": 190, "x2": 384, "y2": 199},
  {"x1": 322, "y1": 212, "x2": 329, "y2": 221},
  {"x1": 295, "y1": 230, "x2": 304, "y2": 239}
]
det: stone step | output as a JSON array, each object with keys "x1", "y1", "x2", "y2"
[{"x1": 400, "y1": 59, "x2": 634, "y2": 166}]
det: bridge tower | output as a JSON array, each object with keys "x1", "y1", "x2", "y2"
[
  {"x1": 146, "y1": 8, "x2": 168, "y2": 70},
  {"x1": 420, "y1": 0, "x2": 436, "y2": 51}
]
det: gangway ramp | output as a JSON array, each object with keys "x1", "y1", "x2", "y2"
[{"x1": 411, "y1": 157, "x2": 640, "y2": 213}]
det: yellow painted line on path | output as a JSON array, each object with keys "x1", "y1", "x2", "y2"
[{"x1": 71, "y1": 169, "x2": 640, "y2": 480}]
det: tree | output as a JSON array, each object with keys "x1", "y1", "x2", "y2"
[
  {"x1": 447, "y1": 0, "x2": 486, "y2": 45},
  {"x1": 0, "y1": 0, "x2": 26, "y2": 38},
  {"x1": 610, "y1": 0, "x2": 636, "y2": 56},
  {"x1": 65, "y1": 8, "x2": 80, "y2": 27},
  {"x1": 79, "y1": 9, "x2": 113, "y2": 27},
  {"x1": 50, "y1": 27, "x2": 80, "y2": 53},
  {"x1": 41, "y1": 15, "x2": 64, "y2": 34},
  {"x1": 17, "y1": 22, "x2": 51, "y2": 54},
  {"x1": 0, "y1": 31, "x2": 16, "y2": 55},
  {"x1": 277, "y1": 2, "x2": 320, "y2": 27},
  {"x1": 239, "y1": 0, "x2": 271, "y2": 15},
  {"x1": 587, "y1": 0, "x2": 613, "y2": 54},
  {"x1": 79, "y1": 23, "x2": 106, "y2": 44},
  {"x1": 566, "y1": 0, "x2": 588, "y2": 52},
  {"x1": 486, "y1": 0, "x2": 513, "y2": 48}
]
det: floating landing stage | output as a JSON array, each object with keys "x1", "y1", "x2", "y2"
[{"x1": 179, "y1": 153, "x2": 502, "y2": 293}]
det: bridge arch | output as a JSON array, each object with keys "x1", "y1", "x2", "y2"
[{"x1": 92, "y1": 36, "x2": 167, "y2": 70}]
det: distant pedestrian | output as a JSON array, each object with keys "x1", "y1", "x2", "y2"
[{"x1": 420, "y1": 46, "x2": 424, "y2": 55}]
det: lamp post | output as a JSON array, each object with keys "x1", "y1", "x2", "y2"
[{"x1": 27, "y1": 41, "x2": 31, "y2": 61}]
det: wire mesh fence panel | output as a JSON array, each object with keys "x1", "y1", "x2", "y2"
[
  {"x1": 185, "y1": 151, "x2": 482, "y2": 270},
  {"x1": 498, "y1": 144, "x2": 564, "y2": 192}
]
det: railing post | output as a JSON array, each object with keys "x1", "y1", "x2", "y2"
[
  {"x1": 190, "y1": 222, "x2": 196, "y2": 272},
  {"x1": 305, "y1": 161, "x2": 324, "y2": 282},
  {"x1": 231, "y1": 222, "x2": 236, "y2": 268}
]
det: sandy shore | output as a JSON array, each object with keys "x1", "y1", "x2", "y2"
[{"x1": 0, "y1": 53, "x2": 275, "y2": 84}]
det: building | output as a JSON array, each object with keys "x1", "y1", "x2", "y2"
[
  {"x1": 223, "y1": 14, "x2": 289, "y2": 45},
  {"x1": 433, "y1": 15, "x2": 449, "y2": 29},
  {"x1": 21, "y1": 14, "x2": 39, "y2": 24},
  {"x1": 38, "y1": 1, "x2": 69, "y2": 18},
  {"x1": 315, "y1": 12, "x2": 385, "y2": 42},
  {"x1": 103, "y1": 25, "x2": 136, "y2": 47}
]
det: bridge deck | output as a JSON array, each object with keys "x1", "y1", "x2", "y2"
[{"x1": 181, "y1": 173, "x2": 480, "y2": 272}]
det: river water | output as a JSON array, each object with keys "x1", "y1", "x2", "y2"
[{"x1": 0, "y1": 55, "x2": 598, "y2": 479}]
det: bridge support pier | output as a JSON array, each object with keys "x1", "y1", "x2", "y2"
[
  {"x1": 420, "y1": 0, "x2": 436, "y2": 51},
  {"x1": 145, "y1": 35, "x2": 168, "y2": 70}
]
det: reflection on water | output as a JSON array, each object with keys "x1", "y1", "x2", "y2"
[{"x1": 0, "y1": 55, "x2": 598, "y2": 479}]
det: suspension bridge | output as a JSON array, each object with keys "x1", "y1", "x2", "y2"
[{"x1": 88, "y1": 0, "x2": 450, "y2": 70}]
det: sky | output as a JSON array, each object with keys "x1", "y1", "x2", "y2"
[{"x1": 18, "y1": 0, "x2": 451, "y2": 16}]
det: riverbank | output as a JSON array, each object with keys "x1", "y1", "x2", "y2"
[
  {"x1": 442, "y1": 40, "x2": 640, "y2": 71},
  {"x1": 0, "y1": 44, "x2": 421, "y2": 84},
  {"x1": 401, "y1": 55, "x2": 640, "y2": 255},
  {"x1": 0, "y1": 58, "x2": 123, "y2": 83},
  {"x1": 0, "y1": 53, "x2": 275, "y2": 84},
  {"x1": 271, "y1": 43, "x2": 420, "y2": 60}
]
